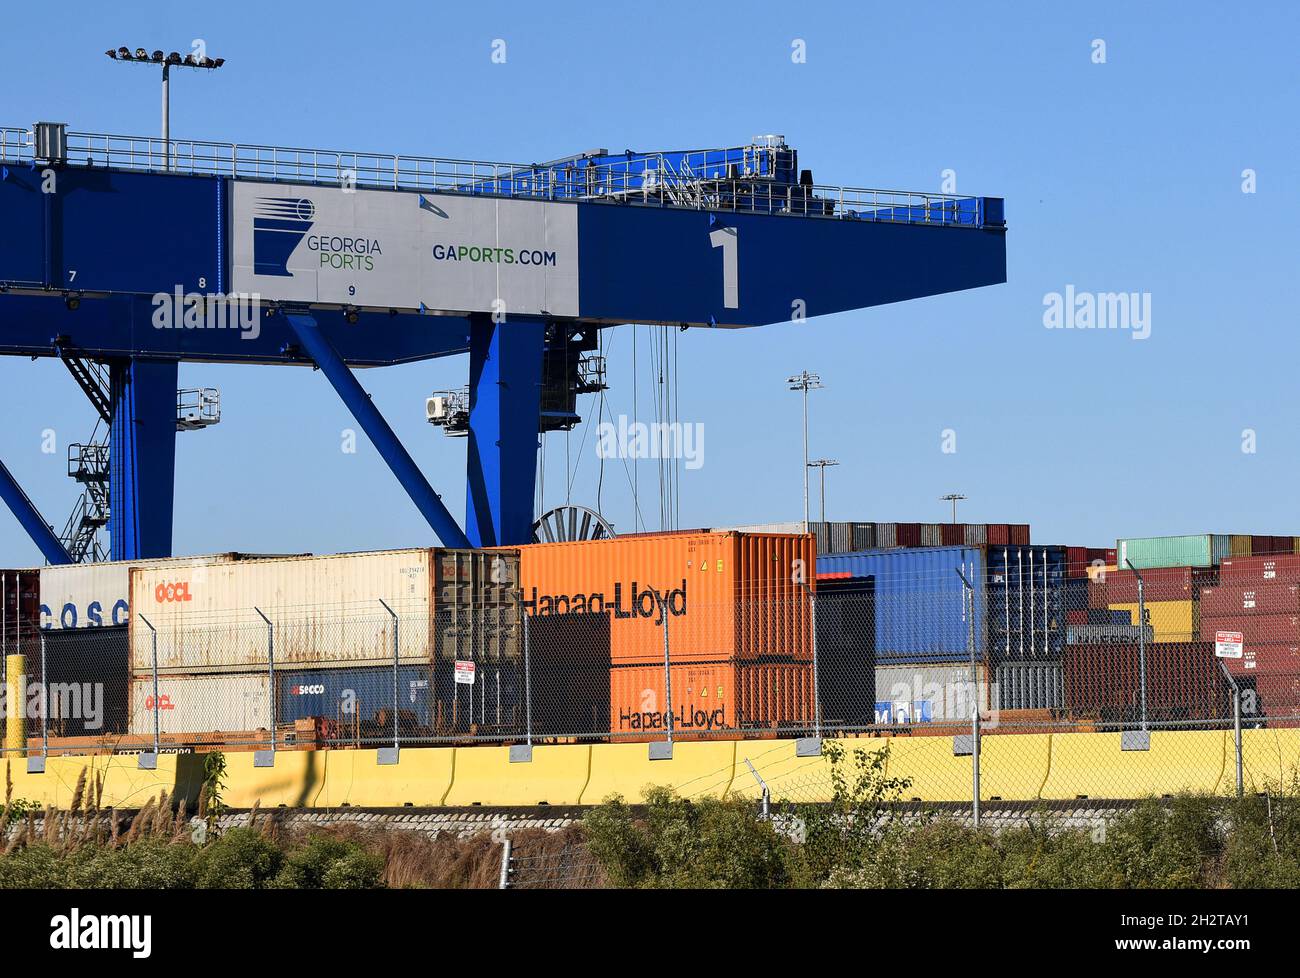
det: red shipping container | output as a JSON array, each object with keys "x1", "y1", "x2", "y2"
[
  {"x1": 1220, "y1": 554, "x2": 1300, "y2": 584},
  {"x1": 895, "y1": 523, "x2": 922, "y2": 548},
  {"x1": 1200, "y1": 583, "x2": 1300, "y2": 618},
  {"x1": 1221, "y1": 644, "x2": 1300, "y2": 679},
  {"x1": 986, "y1": 524, "x2": 1009, "y2": 546},
  {"x1": 1066, "y1": 547, "x2": 1087, "y2": 578},
  {"x1": 1252, "y1": 672, "x2": 1300, "y2": 719},
  {"x1": 1200, "y1": 613, "x2": 1300, "y2": 646},
  {"x1": 940, "y1": 524, "x2": 965, "y2": 546},
  {"x1": 1062, "y1": 642, "x2": 1223, "y2": 721},
  {"x1": 1094, "y1": 566, "x2": 1216, "y2": 605},
  {"x1": 1009, "y1": 525, "x2": 1031, "y2": 546}
]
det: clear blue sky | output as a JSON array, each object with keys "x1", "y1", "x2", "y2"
[{"x1": 1, "y1": 0, "x2": 1296, "y2": 563}]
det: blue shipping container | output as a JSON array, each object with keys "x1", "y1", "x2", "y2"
[
  {"x1": 817, "y1": 547, "x2": 985, "y2": 664},
  {"x1": 985, "y1": 545, "x2": 1068, "y2": 660},
  {"x1": 278, "y1": 666, "x2": 437, "y2": 731}
]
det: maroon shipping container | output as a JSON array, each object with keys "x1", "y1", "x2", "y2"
[
  {"x1": 1200, "y1": 613, "x2": 1300, "y2": 646},
  {"x1": 1063, "y1": 642, "x2": 1224, "y2": 722},
  {"x1": 1066, "y1": 547, "x2": 1087, "y2": 578},
  {"x1": 1221, "y1": 644, "x2": 1300, "y2": 679},
  {"x1": 1009, "y1": 525, "x2": 1031, "y2": 546},
  {"x1": 940, "y1": 523, "x2": 965, "y2": 546},
  {"x1": 1067, "y1": 609, "x2": 1088, "y2": 626},
  {"x1": 1, "y1": 569, "x2": 40, "y2": 655},
  {"x1": 986, "y1": 524, "x2": 1009, "y2": 546},
  {"x1": 1200, "y1": 583, "x2": 1300, "y2": 618},
  {"x1": 1095, "y1": 566, "x2": 1216, "y2": 605},
  {"x1": 1220, "y1": 554, "x2": 1300, "y2": 585},
  {"x1": 895, "y1": 523, "x2": 922, "y2": 548},
  {"x1": 1252, "y1": 672, "x2": 1300, "y2": 720}
]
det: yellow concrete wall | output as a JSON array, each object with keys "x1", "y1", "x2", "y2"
[{"x1": 1, "y1": 728, "x2": 1274, "y2": 811}]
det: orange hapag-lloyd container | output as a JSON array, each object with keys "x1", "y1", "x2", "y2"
[
  {"x1": 503, "y1": 532, "x2": 815, "y2": 664},
  {"x1": 609, "y1": 659, "x2": 814, "y2": 742}
]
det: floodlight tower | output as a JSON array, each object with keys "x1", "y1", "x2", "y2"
[
  {"x1": 105, "y1": 45, "x2": 225, "y2": 170},
  {"x1": 787, "y1": 371, "x2": 824, "y2": 532}
]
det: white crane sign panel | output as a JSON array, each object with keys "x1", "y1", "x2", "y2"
[{"x1": 231, "y1": 182, "x2": 579, "y2": 317}]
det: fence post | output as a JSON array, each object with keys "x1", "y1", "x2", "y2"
[
  {"x1": 1219, "y1": 660, "x2": 1244, "y2": 798},
  {"x1": 498, "y1": 838, "x2": 513, "y2": 889},
  {"x1": 39, "y1": 627, "x2": 47, "y2": 763},
  {"x1": 254, "y1": 607, "x2": 275, "y2": 766},
  {"x1": 524, "y1": 612, "x2": 533, "y2": 749},
  {"x1": 378, "y1": 599, "x2": 399, "y2": 764},
  {"x1": 1126, "y1": 560, "x2": 1148, "y2": 732},
  {"x1": 650, "y1": 596, "x2": 673, "y2": 760},
  {"x1": 955, "y1": 568, "x2": 980, "y2": 829},
  {"x1": 744, "y1": 758, "x2": 771, "y2": 820},
  {"x1": 138, "y1": 614, "x2": 159, "y2": 769},
  {"x1": 810, "y1": 590, "x2": 822, "y2": 739}
]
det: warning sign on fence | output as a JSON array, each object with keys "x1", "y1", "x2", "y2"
[
  {"x1": 454, "y1": 660, "x2": 477, "y2": 685},
  {"x1": 1215, "y1": 630, "x2": 1244, "y2": 659}
]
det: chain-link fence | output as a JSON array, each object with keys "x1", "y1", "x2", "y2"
[{"x1": 3, "y1": 552, "x2": 1297, "y2": 808}]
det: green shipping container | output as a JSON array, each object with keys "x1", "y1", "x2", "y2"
[{"x1": 1115, "y1": 535, "x2": 1235, "y2": 570}]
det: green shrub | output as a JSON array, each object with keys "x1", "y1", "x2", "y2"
[
  {"x1": 194, "y1": 827, "x2": 284, "y2": 889},
  {"x1": 64, "y1": 839, "x2": 199, "y2": 890},
  {"x1": 272, "y1": 833, "x2": 382, "y2": 889}
]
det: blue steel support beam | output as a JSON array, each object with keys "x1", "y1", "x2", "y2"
[
  {"x1": 285, "y1": 312, "x2": 471, "y2": 549},
  {"x1": 0, "y1": 459, "x2": 72, "y2": 564},
  {"x1": 109, "y1": 358, "x2": 178, "y2": 560},
  {"x1": 464, "y1": 316, "x2": 544, "y2": 547}
]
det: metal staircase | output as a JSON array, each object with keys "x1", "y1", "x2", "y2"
[{"x1": 54, "y1": 351, "x2": 223, "y2": 562}]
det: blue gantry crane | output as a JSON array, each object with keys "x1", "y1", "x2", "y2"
[{"x1": 0, "y1": 124, "x2": 1006, "y2": 563}]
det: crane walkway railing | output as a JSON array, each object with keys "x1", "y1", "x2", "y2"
[{"x1": 0, "y1": 126, "x2": 999, "y2": 228}]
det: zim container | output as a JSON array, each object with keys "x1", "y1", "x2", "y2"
[
  {"x1": 609, "y1": 659, "x2": 813, "y2": 741},
  {"x1": 1220, "y1": 555, "x2": 1300, "y2": 584},
  {"x1": 1221, "y1": 644, "x2": 1300, "y2": 679},
  {"x1": 1200, "y1": 583, "x2": 1300, "y2": 618},
  {"x1": 508, "y1": 531, "x2": 814, "y2": 665},
  {"x1": 1199, "y1": 613, "x2": 1300, "y2": 646},
  {"x1": 129, "y1": 549, "x2": 520, "y2": 673}
]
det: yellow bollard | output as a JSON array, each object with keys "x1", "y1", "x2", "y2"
[{"x1": 4, "y1": 655, "x2": 26, "y2": 754}]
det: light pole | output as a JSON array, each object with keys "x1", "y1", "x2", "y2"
[
  {"x1": 787, "y1": 371, "x2": 823, "y2": 532},
  {"x1": 940, "y1": 492, "x2": 967, "y2": 524},
  {"x1": 808, "y1": 459, "x2": 839, "y2": 522},
  {"x1": 105, "y1": 46, "x2": 226, "y2": 171}
]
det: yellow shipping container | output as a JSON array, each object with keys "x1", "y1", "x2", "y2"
[
  {"x1": 1230, "y1": 535, "x2": 1252, "y2": 557},
  {"x1": 1087, "y1": 564, "x2": 1117, "y2": 583},
  {"x1": 1108, "y1": 600, "x2": 1198, "y2": 644}
]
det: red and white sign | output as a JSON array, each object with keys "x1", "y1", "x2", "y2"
[
  {"x1": 454, "y1": 660, "x2": 476, "y2": 685},
  {"x1": 1215, "y1": 630, "x2": 1244, "y2": 659}
]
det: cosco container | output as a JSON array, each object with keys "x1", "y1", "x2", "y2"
[
  {"x1": 609, "y1": 660, "x2": 813, "y2": 741},
  {"x1": 129, "y1": 549, "x2": 520, "y2": 674},
  {"x1": 507, "y1": 532, "x2": 813, "y2": 665},
  {"x1": 818, "y1": 547, "x2": 984, "y2": 664},
  {"x1": 873, "y1": 663, "x2": 990, "y2": 723},
  {"x1": 40, "y1": 553, "x2": 290, "y2": 631},
  {"x1": 995, "y1": 660, "x2": 1064, "y2": 711},
  {"x1": 1116, "y1": 535, "x2": 1236, "y2": 570},
  {"x1": 129, "y1": 673, "x2": 272, "y2": 737}
]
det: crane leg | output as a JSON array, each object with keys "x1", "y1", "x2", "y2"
[
  {"x1": 109, "y1": 358, "x2": 178, "y2": 560},
  {"x1": 465, "y1": 315, "x2": 544, "y2": 547}
]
